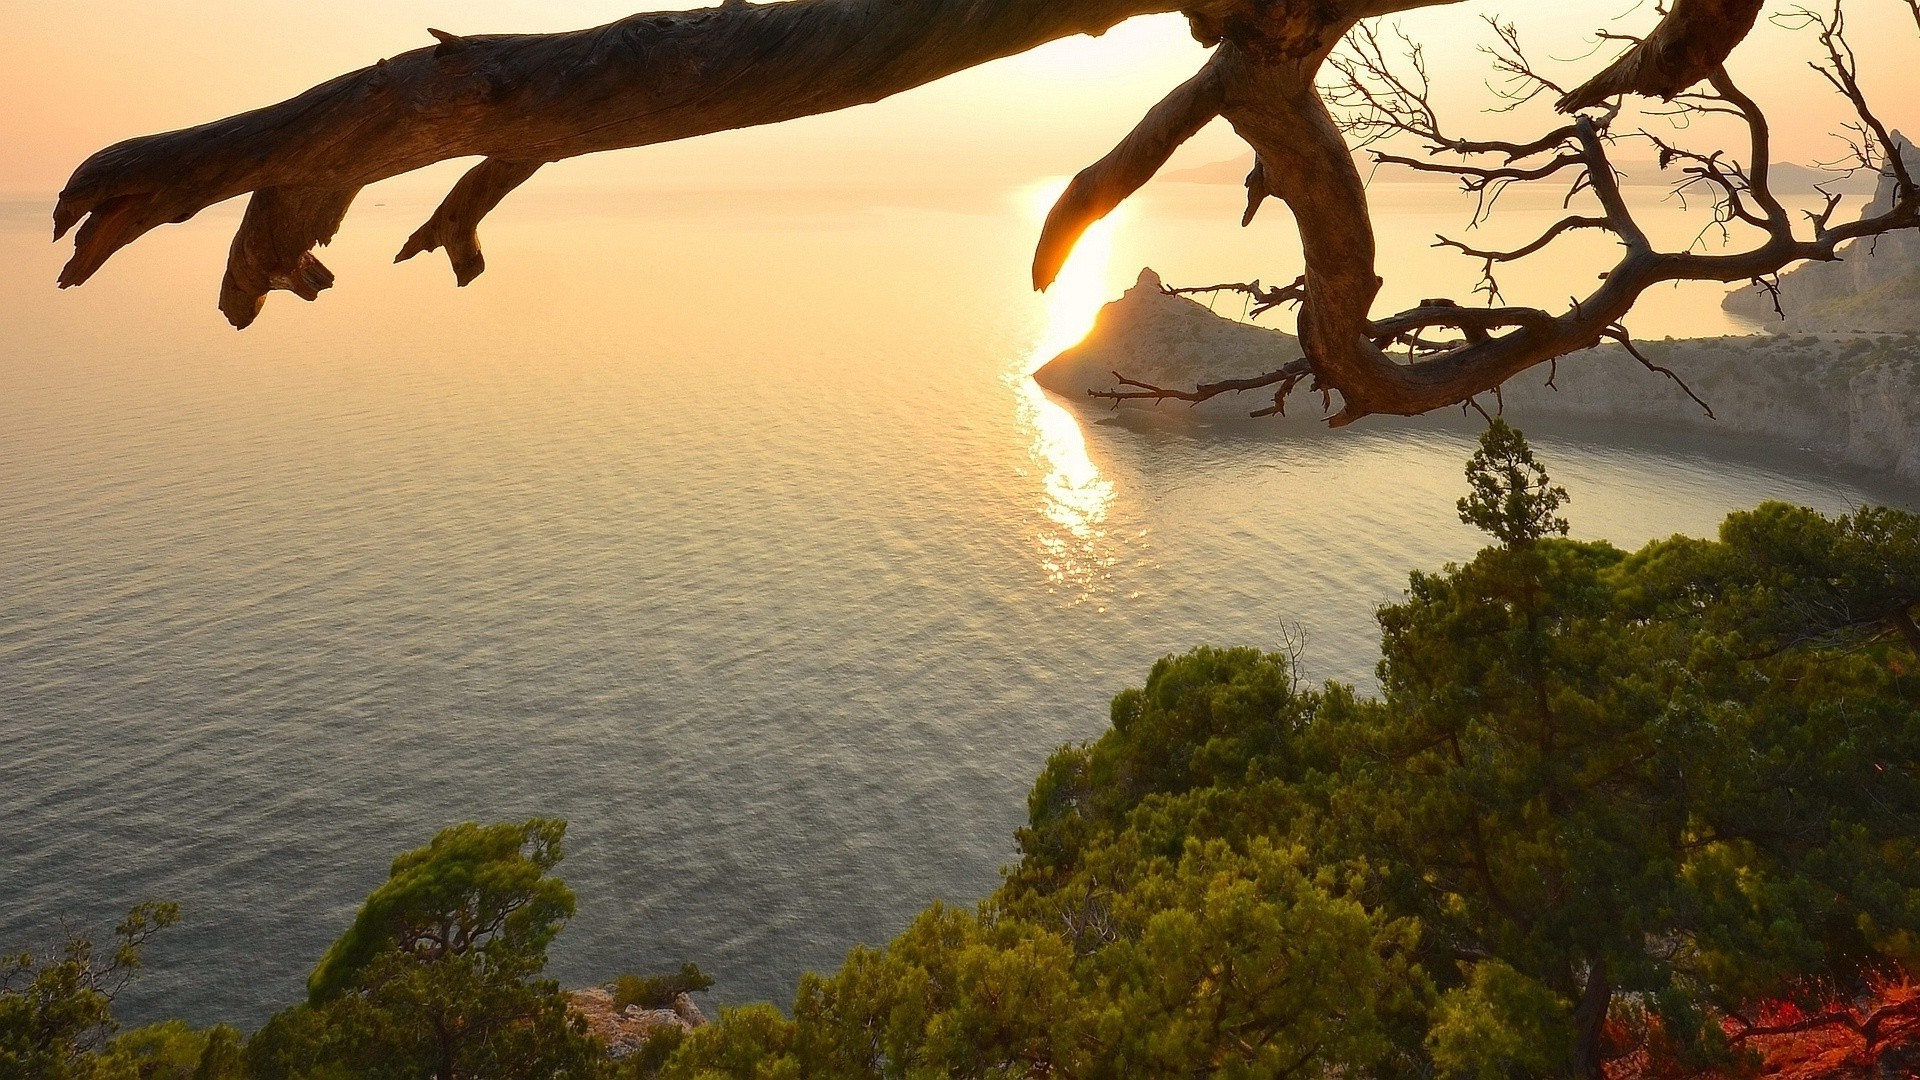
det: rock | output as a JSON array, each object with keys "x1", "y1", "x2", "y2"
[
  {"x1": 1034, "y1": 268, "x2": 1920, "y2": 483},
  {"x1": 1493, "y1": 334, "x2": 1920, "y2": 486},
  {"x1": 1032, "y1": 268, "x2": 1318, "y2": 425},
  {"x1": 1723, "y1": 136, "x2": 1920, "y2": 333},
  {"x1": 1850, "y1": 354, "x2": 1920, "y2": 480},
  {"x1": 568, "y1": 986, "x2": 707, "y2": 1059}
]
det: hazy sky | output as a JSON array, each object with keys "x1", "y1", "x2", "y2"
[{"x1": 4, "y1": 1, "x2": 1918, "y2": 197}]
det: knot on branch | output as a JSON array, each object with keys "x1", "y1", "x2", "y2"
[
  {"x1": 1186, "y1": 0, "x2": 1349, "y2": 60},
  {"x1": 394, "y1": 158, "x2": 542, "y2": 286},
  {"x1": 427, "y1": 28, "x2": 472, "y2": 58}
]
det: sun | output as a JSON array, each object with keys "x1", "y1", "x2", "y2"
[{"x1": 1020, "y1": 178, "x2": 1126, "y2": 373}]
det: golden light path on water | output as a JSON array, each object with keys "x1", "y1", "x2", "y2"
[{"x1": 1012, "y1": 180, "x2": 1122, "y2": 608}]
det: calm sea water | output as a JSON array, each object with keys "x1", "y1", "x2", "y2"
[{"x1": 2, "y1": 174, "x2": 1912, "y2": 1026}]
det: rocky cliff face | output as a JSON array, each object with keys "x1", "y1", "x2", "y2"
[
  {"x1": 1723, "y1": 139, "x2": 1920, "y2": 332},
  {"x1": 1034, "y1": 269, "x2": 1920, "y2": 482},
  {"x1": 1497, "y1": 334, "x2": 1920, "y2": 482}
]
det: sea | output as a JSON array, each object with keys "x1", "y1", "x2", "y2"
[{"x1": 3, "y1": 171, "x2": 1913, "y2": 1026}]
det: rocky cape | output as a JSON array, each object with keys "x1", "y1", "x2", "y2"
[
  {"x1": 1722, "y1": 137, "x2": 1920, "y2": 333},
  {"x1": 1033, "y1": 269, "x2": 1920, "y2": 484}
]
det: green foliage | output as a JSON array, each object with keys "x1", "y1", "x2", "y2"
[
  {"x1": 1323, "y1": 430, "x2": 1920, "y2": 1073},
  {"x1": 96, "y1": 1019, "x2": 246, "y2": 1079},
  {"x1": 249, "y1": 951, "x2": 599, "y2": 1080},
  {"x1": 1700, "y1": 500, "x2": 1920, "y2": 653},
  {"x1": 613, "y1": 965, "x2": 714, "y2": 1012},
  {"x1": 307, "y1": 819, "x2": 574, "y2": 1004},
  {"x1": 1426, "y1": 960, "x2": 1573, "y2": 1079},
  {"x1": 252, "y1": 819, "x2": 600, "y2": 1080},
  {"x1": 0, "y1": 901, "x2": 179, "y2": 1080},
  {"x1": 656, "y1": 1005, "x2": 799, "y2": 1080},
  {"x1": 1016, "y1": 645, "x2": 1331, "y2": 880},
  {"x1": 1458, "y1": 418, "x2": 1569, "y2": 545}
]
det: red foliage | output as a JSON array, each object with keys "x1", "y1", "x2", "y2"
[{"x1": 1607, "y1": 974, "x2": 1920, "y2": 1079}]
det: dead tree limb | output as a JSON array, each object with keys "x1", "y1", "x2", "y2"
[
  {"x1": 57, "y1": 0, "x2": 1239, "y2": 326},
  {"x1": 1088, "y1": 362, "x2": 1311, "y2": 416},
  {"x1": 1163, "y1": 276, "x2": 1307, "y2": 319},
  {"x1": 1558, "y1": 0, "x2": 1768, "y2": 112},
  {"x1": 1034, "y1": 66, "x2": 1224, "y2": 290}
]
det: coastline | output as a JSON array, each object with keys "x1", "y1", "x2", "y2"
[{"x1": 1034, "y1": 269, "x2": 1920, "y2": 484}]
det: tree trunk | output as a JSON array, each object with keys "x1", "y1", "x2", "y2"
[
  {"x1": 1570, "y1": 956, "x2": 1611, "y2": 1080},
  {"x1": 1893, "y1": 604, "x2": 1920, "y2": 658}
]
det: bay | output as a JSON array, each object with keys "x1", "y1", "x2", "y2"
[{"x1": 1, "y1": 175, "x2": 1910, "y2": 1025}]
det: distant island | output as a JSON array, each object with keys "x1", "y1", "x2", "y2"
[{"x1": 1167, "y1": 151, "x2": 1885, "y2": 193}]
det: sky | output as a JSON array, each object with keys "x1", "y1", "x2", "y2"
[{"x1": 3, "y1": 1, "x2": 1918, "y2": 198}]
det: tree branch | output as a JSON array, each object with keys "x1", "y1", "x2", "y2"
[
  {"x1": 1035, "y1": 63, "x2": 1224, "y2": 290},
  {"x1": 56, "y1": 0, "x2": 1238, "y2": 325},
  {"x1": 52, "y1": 0, "x2": 1920, "y2": 432},
  {"x1": 1089, "y1": 362, "x2": 1314, "y2": 418},
  {"x1": 1558, "y1": 0, "x2": 1767, "y2": 112}
]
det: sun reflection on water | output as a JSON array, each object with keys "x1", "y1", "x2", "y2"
[{"x1": 1011, "y1": 180, "x2": 1123, "y2": 608}]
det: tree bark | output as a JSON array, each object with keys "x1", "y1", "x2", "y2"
[
  {"x1": 1893, "y1": 604, "x2": 1920, "y2": 657},
  {"x1": 1570, "y1": 956, "x2": 1611, "y2": 1080},
  {"x1": 1558, "y1": 0, "x2": 1767, "y2": 112}
]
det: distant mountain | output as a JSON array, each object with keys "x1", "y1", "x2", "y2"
[
  {"x1": 1164, "y1": 154, "x2": 1256, "y2": 184},
  {"x1": 1163, "y1": 152, "x2": 1879, "y2": 194},
  {"x1": 1165, "y1": 152, "x2": 1469, "y2": 185}
]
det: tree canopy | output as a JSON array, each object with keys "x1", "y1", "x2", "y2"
[{"x1": 247, "y1": 819, "x2": 599, "y2": 1080}]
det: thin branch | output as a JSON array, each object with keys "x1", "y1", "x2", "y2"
[
  {"x1": 1434, "y1": 215, "x2": 1613, "y2": 263},
  {"x1": 1088, "y1": 361, "x2": 1315, "y2": 418},
  {"x1": 1604, "y1": 324, "x2": 1717, "y2": 419},
  {"x1": 1163, "y1": 276, "x2": 1307, "y2": 319}
]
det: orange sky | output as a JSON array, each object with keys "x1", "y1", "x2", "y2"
[{"x1": 3, "y1": 1, "x2": 1917, "y2": 197}]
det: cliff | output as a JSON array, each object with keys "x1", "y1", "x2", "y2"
[
  {"x1": 1723, "y1": 138, "x2": 1920, "y2": 332},
  {"x1": 1033, "y1": 269, "x2": 1920, "y2": 482}
]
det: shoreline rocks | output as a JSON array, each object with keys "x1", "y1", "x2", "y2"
[{"x1": 567, "y1": 986, "x2": 708, "y2": 1059}]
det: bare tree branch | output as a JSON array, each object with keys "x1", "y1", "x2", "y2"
[
  {"x1": 55, "y1": 0, "x2": 1241, "y2": 325},
  {"x1": 1035, "y1": 64, "x2": 1223, "y2": 291},
  {"x1": 1094, "y1": 4, "x2": 1918, "y2": 424},
  {"x1": 1602, "y1": 325, "x2": 1717, "y2": 419},
  {"x1": 1162, "y1": 277, "x2": 1307, "y2": 319},
  {"x1": 1089, "y1": 361, "x2": 1314, "y2": 418}
]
